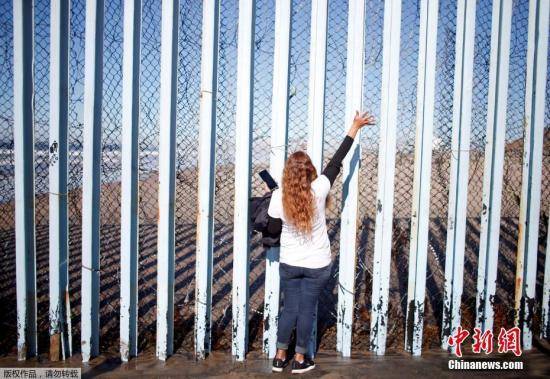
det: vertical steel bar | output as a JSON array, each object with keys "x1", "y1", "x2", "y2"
[
  {"x1": 514, "y1": 0, "x2": 549, "y2": 351},
  {"x1": 475, "y1": 0, "x2": 512, "y2": 335},
  {"x1": 262, "y1": 0, "x2": 291, "y2": 359},
  {"x1": 306, "y1": 0, "x2": 328, "y2": 171},
  {"x1": 49, "y1": 0, "x2": 71, "y2": 361},
  {"x1": 81, "y1": 0, "x2": 104, "y2": 363},
  {"x1": 195, "y1": 0, "x2": 220, "y2": 360},
  {"x1": 335, "y1": 0, "x2": 365, "y2": 357},
  {"x1": 441, "y1": 0, "x2": 476, "y2": 351},
  {"x1": 369, "y1": 0, "x2": 401, "y2": 356},
  {"x1": 120, "y1": 0, "x2": 141, "y2": 362},
  {"x1": 156, "y1": 0, "x2": 179, "y2": 361},
  {"x1": 542, "y1": 206, "x2": 550, "y2": 339},
  {"x1": 13, "y1": 0, "x2": 37, "y2": 361},
  {"x1": 231, "y1": 0, "x2": 255, "y2": 362},
  {"x1": 405, "y1": 0, "x2": 439, "y2": 357}
]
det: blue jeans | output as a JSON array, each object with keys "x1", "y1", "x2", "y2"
[{"x1": 276, "y1": 262, "x2": 332, "y2": 354}]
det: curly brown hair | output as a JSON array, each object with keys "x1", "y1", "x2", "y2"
[{"x1": 282, "y1": 151, "x2": 318, "y2": 235}]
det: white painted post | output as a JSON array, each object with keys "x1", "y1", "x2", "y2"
[
  {"x1": 335, "y1": 0, "x2": 365, "y2": 357},
  {"x1": 541, "y1": 207, "x2": 550, "y2": 339},
  {"x1": 441, "y1": 0, "x2": 476, "y2": 351},
  {"x1": 369, "y1": 0, "x2": 401, "y2": 356},
  {"x1": 49, "y1": 0, "x2": 72, "y2": 361},
  {"x1": 232, "y1": 0, "x2": 255, "y2": 361},
  {"x1": 305, "y1": 0, "x2": 328, "y2": 357},
  {"x1": 156, "y1": 0, "x2": 179, "y2": 361},
  {"x1": 262, "y1": 0, "x2": 291, "y2": 359},
  {"x1": 195, "y1": 0, "x2": 220, "y2": 360},
  {"x1": 120, "y1": 0, "x2": 141, "y2": 362},
  {"x1": 306, "y1": 0, "x2": 328, "y2": 171},
  {"x1": 13, "y1": 0, "x2": 37, "y2": 361},
  {"x1": 81, "y1": 0, "x2": 104, "y2": 363},
  {"x1": 405, "y1": 0, "x2": 439, "y2": 357},
  {"x1": 514, "y1": 0, "x2": 549, "y2": 351},
  {"x1": 475, "y1": 0, "x2": 512, "y2": 336}
]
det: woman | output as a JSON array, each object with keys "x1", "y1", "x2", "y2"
[{"x1": 267, "y1": 111, "x2": 375, "y2": 374}]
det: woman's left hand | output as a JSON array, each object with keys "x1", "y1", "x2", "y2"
[
  {"x1": 348, "y1": 111, "x2": 376, "y2": 138},
  {"x1": 352, "y1": 110, "x2": 376, "y2": 129}
]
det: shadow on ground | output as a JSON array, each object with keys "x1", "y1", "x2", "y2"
[{"x1": 0, "y1": 214, "x2": 548, "y2": 359}]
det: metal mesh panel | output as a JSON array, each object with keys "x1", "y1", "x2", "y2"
[
  {"x1": 136, "y1": 0, "x2": 161, "y2": 352},
  {"x1": 248, "y1": 0, "x2": 275, "y2": 352},
  {"x1": 96, "y1": 0, "x2": 124, "y2": 353},
  {"x1": 211, "y1": 0, "x2": 238, "y2": 351},
  {"x1": 458, "y1": 0, "x2": 493, "y2": 337},
  {"x1": 423, "y1": 0, "x2": 457, "y2": 350},
  {"x1": 494, "y1": 0, "x2": 529, "y2": 334},
  {"x1": 67, "y1": 0, "x2": 86, "y2": 352},
  {"x1": 287, "y1": 0, "x2": 311, "y2": 153},
  {"x1": 173, "y1": 0, "x2": 203, "y2": 352},
  {"x1": 34, "y1": 0, "x2": 51, "y2": 354},
  {"x1": 316, "y1": 0, "x2": 348, "y2": 350},
  {"x1": 34, "y1": 0, "x2": 50, "y2": 222},
  {"x1": 384, "y1": 0, "x2": 421, "y2": 352},
  {"x1": 352, "y1": 0, "x2": 386, "y2": 351}
]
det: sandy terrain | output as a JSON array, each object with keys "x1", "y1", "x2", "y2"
[{"x1": 0, "y1": 137, "x2": 548, "y2": 361}]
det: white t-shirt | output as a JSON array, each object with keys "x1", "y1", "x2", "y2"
[{"x1": 267, "y1": 175, "x2": 332, "y2": 269}]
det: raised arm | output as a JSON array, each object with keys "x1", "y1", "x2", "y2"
[{"x1": 322, "y1": 111, "x2": 375, "y2": 186}]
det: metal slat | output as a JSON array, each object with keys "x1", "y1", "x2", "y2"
[
  {"x1": 156, "y1": 0, "x2": 179, "y2": 361},
  {"x1": 262, "y1": 0, "x2": 291, "y2": 359},
  {"x1": 405, "y1": 0, "x2": 439, "y2": 357},
  {"x1": 81, "y1": 0, "x2": 104, "y2": 362},
  {"x1": 120, "y1": 0, "x2": 141, "y2": 362},
  {"x1": 475, "y1": 0, "x2": 512, "y2": 335},
  {"x1": 49, "y1": 0, "x2": 71, "y2": 361},
  {"x1": 195, "y1": 0, "x2": 220, "y2": 360},
  {"x1": 440, "y1": 0, "x2": 476, "y2": 352},
  {"x1": 514, "y1": 0, "x2": 549, "y2": 351},
  {"x1": 370, "y1": 0, "x2": 402, "y2": 356},
  {"x1": 13, "y1": 0, "x2": 37, "y2": 361},
  {"x1": 336, "y1": 0, "x2": 365, "y2": 357},
  {"x1": 231, "y1": 0, "x2": 255, "y2": 361}
]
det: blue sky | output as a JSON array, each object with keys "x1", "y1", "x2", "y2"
[{"x1": 0, "y1": 0, "x2": 540, "y2": 166}]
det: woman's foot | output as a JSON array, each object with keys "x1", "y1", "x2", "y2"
[
  {"x1": 272, "y1": 349, "x2": 289, "y2": 372},
  {"x1": 291, "y1": 357, "x2": 315, "y2": 374},
  {"x1": 272, "y1": 356, "x2": 290, "y2": 372}
]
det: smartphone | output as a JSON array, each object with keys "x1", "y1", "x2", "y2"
[{"x1": 258, "y1": 169, "x2": 278, "y2": 190}]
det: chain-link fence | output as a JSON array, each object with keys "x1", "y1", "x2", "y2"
[
  {"x1": 0, "y1": 0, "x2": 549, "y2": 357},
  {"x1": 423, "y1": 0, "x2": 457, "y2": 350}
]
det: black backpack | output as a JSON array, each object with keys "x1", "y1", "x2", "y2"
[{"x1": 249, "y1": 170, "x2": 280, "y2": 247}]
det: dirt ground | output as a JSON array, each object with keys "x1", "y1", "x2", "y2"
[
  {"x1": 0, "y1": 348, "x2": 549, "y2": 378},
  {"x1": 2, "y1": 215, "x2": 548, "y2": 357},
  {"x1": 0, "y1": 138, "x2": 548, "y2": 370}
]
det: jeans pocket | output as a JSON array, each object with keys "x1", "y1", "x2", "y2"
[
  {"x1": 320, "y1": 262, "x2": 333, "y2": 281},
  {"x1": 305, "y1": 262, "x2": 332, "y2": 283},
  {"x1": 279, "y1": 263, "x2": 298, "y2": 280},
  {"x1": 279, "y1": 263, "x2": 289, "y2": 279}
]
